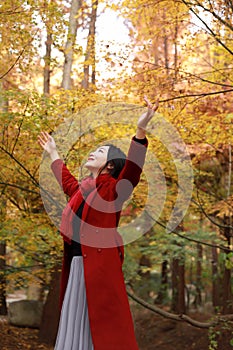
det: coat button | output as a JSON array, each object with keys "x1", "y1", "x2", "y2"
[
  {"x1": 81, "y1": 234, "x2": 84, "y2": 238},
  {"x1": 97, "y1": 248, "x2": 102, "y2": 253},
  {"x1": 83, "y1": 253, "x2": 87, "y2": 258},
  {"x1": 95, "y1": 229, "x2": 99, "y2": 233}
]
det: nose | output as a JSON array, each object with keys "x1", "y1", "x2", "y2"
[{"x1": 88, "y1": 152, "x2": 95, "y2": 160}]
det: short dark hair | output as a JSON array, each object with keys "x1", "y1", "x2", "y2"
[{"x1": 104, "y1": 144, "x2": 126, "y2": 179}]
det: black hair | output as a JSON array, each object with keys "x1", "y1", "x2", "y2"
[{"x1": 104, "y1": 144, "x2": 126, "y2": 179}]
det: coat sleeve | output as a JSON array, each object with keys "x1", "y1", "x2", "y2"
[
  {"x1": 116, "y1": 136, "x2": 148, "y2": 200},
  {"x1": 51, "y1": 159, "x2": 79, "y2": 197}
]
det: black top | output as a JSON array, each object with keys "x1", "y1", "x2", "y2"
[
  {"x1": 71, "y1": 200, "x2": 85, "y2": 256},
  {"x1": 133, "y1": 136, "x2": 147, "y2": 145}
]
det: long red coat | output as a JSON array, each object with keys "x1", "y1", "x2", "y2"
[{"x1": 51, "y1": 136, "x2": 148, "y2": 350}]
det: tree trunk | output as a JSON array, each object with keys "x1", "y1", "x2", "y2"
[
  {"x1": 155, "y1": 259, "x2": 168, "y2": 304},
  {"x1": 222, "y1": 262, "x2": 232, "y2": 314},
  {"x1": 194, "y1": 243, "x2": 203, "y2": 307},
  {"x1": 81, "y1": 0, "x2": 98, "y2": 89},
  {"x1": 38, "y1": 265, "x2": 61, "y2": 346},
  {"x1": 163, "y1": 8, "x2": 169, "y2": 74},
  {"x1": 222, "y1": 224, "x2": 233, "y2": 313},
  {"x1": 61, "y1": 0, "x2": 82, "y2": 90},
  {"x1": 173, "y1": 14, "x2": 178, "y2": 83},
  {"x1": 212, "y1": 245, "x2": 220, "y2": 309},
  {"x1": 43, "y1": 32, "x2": 52, "y2": 95},
  {"x1": 0, "y1": 87, "x2": 8, "y2": 316},
  {"x1": 0, "y1": 242, "x2": 7, "y2": 315},
  {"x1": 171, "y1": 257, "x2": 186, "y2": 314}
]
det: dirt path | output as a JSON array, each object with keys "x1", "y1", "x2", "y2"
[{"x1": 0, "y1": 308, "x2": 232, "y2": 349}]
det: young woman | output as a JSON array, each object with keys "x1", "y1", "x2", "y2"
[{"x1": 38, "y1": 97, "x2": 158, "y2": 350}]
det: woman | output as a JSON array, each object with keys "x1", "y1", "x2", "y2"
[{"x1": 38, "y1": 97, "x2": 158, "y2": 350}]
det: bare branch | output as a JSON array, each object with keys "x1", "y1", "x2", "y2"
[
  {"x1": 192, "y1": 0, "x2": 233, "y2": 32},
  {"x1": 0, "y1": 32, "x2": 37, "y2": 80},
  {"x1": 195, "y1": 189, "x2": 233, "y2": 232},
  {"x1": 0, "y1": 145, "x2": 39, "y2": 187},
  {"x1": 158, "y1": 88, "x2": 233, "y2": 104},
  {"x1": 0, "y1": 182, "x2": 38, "y2": 195},
  {"x1": 0, "y1": 47, "x2": 26, "y2": 80},
  {"x1": 181, "y1": 0, "x2": 233, "y2": 56},
  {"x1": 127, "y1": 288, "x2": 233, "y2": 328},
  {"x1": 11, "y1": 99, "x2": 30, "y2": 154},
  {"x1": 145, "y1": 210, "x2": 231, "y2": 251}
]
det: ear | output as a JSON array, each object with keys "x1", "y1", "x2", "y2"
[{"x1": 106, "y1": 161, "x2": 114, "y2": 170}]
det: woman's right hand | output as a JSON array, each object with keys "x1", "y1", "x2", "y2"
[
  {"x1": 38, "y1": 131, "x2": 56, "y2": 154},
  {"x1": 137, "y1": 96, "x2": 159, "y2": 131},
  {"x1": 38, "y1": 132, "x2": 60, "y2": 161}
]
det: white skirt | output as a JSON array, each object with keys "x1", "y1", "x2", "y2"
[{"x1": 54, "y1": 256, "x2": 94, "y2": 350}]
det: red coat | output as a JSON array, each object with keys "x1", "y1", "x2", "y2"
[{"x1": 51, "y1": 137, "x2": 148, "y2": 350}]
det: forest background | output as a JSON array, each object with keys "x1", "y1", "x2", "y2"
[{"x1": 1, "y1": 0, "x2": 233, "y2": 349}]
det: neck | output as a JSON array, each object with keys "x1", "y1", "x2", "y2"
[
  {"x1": 91, "y1": 169, "x2": 109, "y2": 179},
  {"x1": 92, "y1": 171, "x2": 98, "y2": 179}
]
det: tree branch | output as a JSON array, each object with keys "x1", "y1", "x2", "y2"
[
  {"x1": 159, "y1": 88, "x2": 233, "y2": 104},
  {"x1": 145, "y1": 210, "x2": 232, "y2": 252},
  {"x1": 0, "y1": 47, "x2": 26, "y2": 80},
  {"x1": 127, "y1": 288, "x2": 233, "y2": 328},
  {"x1": 0, "y1": 145, "x2": 39, "y2": 187},
  {"x1": 132, "y1": 59, "x2": 233, "y2": 88},
  {"x1": 0, "y1": 33, "x2": 37, "y2": 79},
  {"x1": 11, "y1": 98, "x2": 30, "y2": 154},
  {"x1": 181, "y1": 0, "x2": 233, "y2": 56},
  {"x1": 195, "y1": 189, "x2": 233, "y2": 232},
  {"x1": 0, "y1": 182, "x2": 38, "y2": 195},
  {"x1": 193, "y1": 0, "x2": 233, "y2": 32}
]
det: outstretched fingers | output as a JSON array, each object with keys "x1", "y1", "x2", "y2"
[
  {"x1": 38, "y1": 132, "x2": 50, "y2": 148},
  {"x1": 144, "y1": 95, "x2": 159, "y2": 112}
]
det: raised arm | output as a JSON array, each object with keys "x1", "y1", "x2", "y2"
[
  {"x1": 38, "y1": 132, "x2": 79, "y2": 197},
  {"x1": 116, "y1": 96, "x2": 159, "y2": 197},
  {"x1": 38, "y1": 131, "x2": 60, "y2": 162},
  {"x1": 136, "y1": 96, "x2": 159, "y2": 139}
]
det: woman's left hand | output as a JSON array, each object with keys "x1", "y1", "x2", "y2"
[{"x1": 137, "y1": 96, "x2": 159, "y2": 131}]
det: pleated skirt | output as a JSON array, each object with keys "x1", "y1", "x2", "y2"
[{"x1": 54, "y1": 256, "x2": 94, "y2": 350}]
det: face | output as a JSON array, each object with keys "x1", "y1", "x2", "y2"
[{"x1": 84, "y1": 145, "x2": 110, "y2": 174}]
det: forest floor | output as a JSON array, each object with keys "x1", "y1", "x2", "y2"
[{"x1": 0, "y1": 306, "x2": 233, "y2": 350}]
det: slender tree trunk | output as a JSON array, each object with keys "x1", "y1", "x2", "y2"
[
  {"x1": 163, "y1": 8, "x2": 169, "y2": 75},
  {"x1": 221, "y1": 146, "x2": 233, "y2": 313},
  {"x1": 38, "y1": 265, "x2": 61, "y2": 346},
  {"x1": 212, "y1": 245, "x2": 220, "y2": 309},
  {"x1": 43, "y1": 31, "x2": 52, "y2": 95},
  {"x1": 137, "y1": 254, "x2": 151, "y2": 298},
  {"x1": 62, "y1": 0, "x2": 82, "y2": 90},
  {"x1": 0, "y1": 199, "x2": 7, "y2": 315},
  {"x1": 82, "y1": 0, "x2": 98, "y2": 89},
  {"x1": 155, "y1": 259, "x2": 168, "y2": 304},
  {"x1": 194, "y1": 243, "x2": 203, "y2": 307},
  {"x1": 173, "y1": 14, "x2": 178, "y2": 83},
  {"x1": 163, "y1": 33, "x2": 169, "y2": 74},
  {"x1": 0, "y1": 195, "x2": 7, "y2": 317},
  {"x1": 0, "y1": 242, "x2": 7, "y2": 315},
  {"x1": 222, "y1": 224, "x2": 233, "y2": 314},
  {"x1": 222, "y1": 262, "x2": 232, "y2": 314},
  {"x1": 0, "y1": 84, "x2": 8, "y2": 316},
  {"x1": 171, "y1": 257, "x2": 186, "y2": 314}
]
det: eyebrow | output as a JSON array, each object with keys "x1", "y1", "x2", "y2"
[{"x1": 98, "y1": 147, "x2": 108, "y2": 152}]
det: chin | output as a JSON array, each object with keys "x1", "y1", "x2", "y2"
[
  {"x1": 84, "y1": 163, "x2": 90, "y2": 169},
  {"x1": 84, "y1": 163, "x2": 94, "y2": 171}
]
